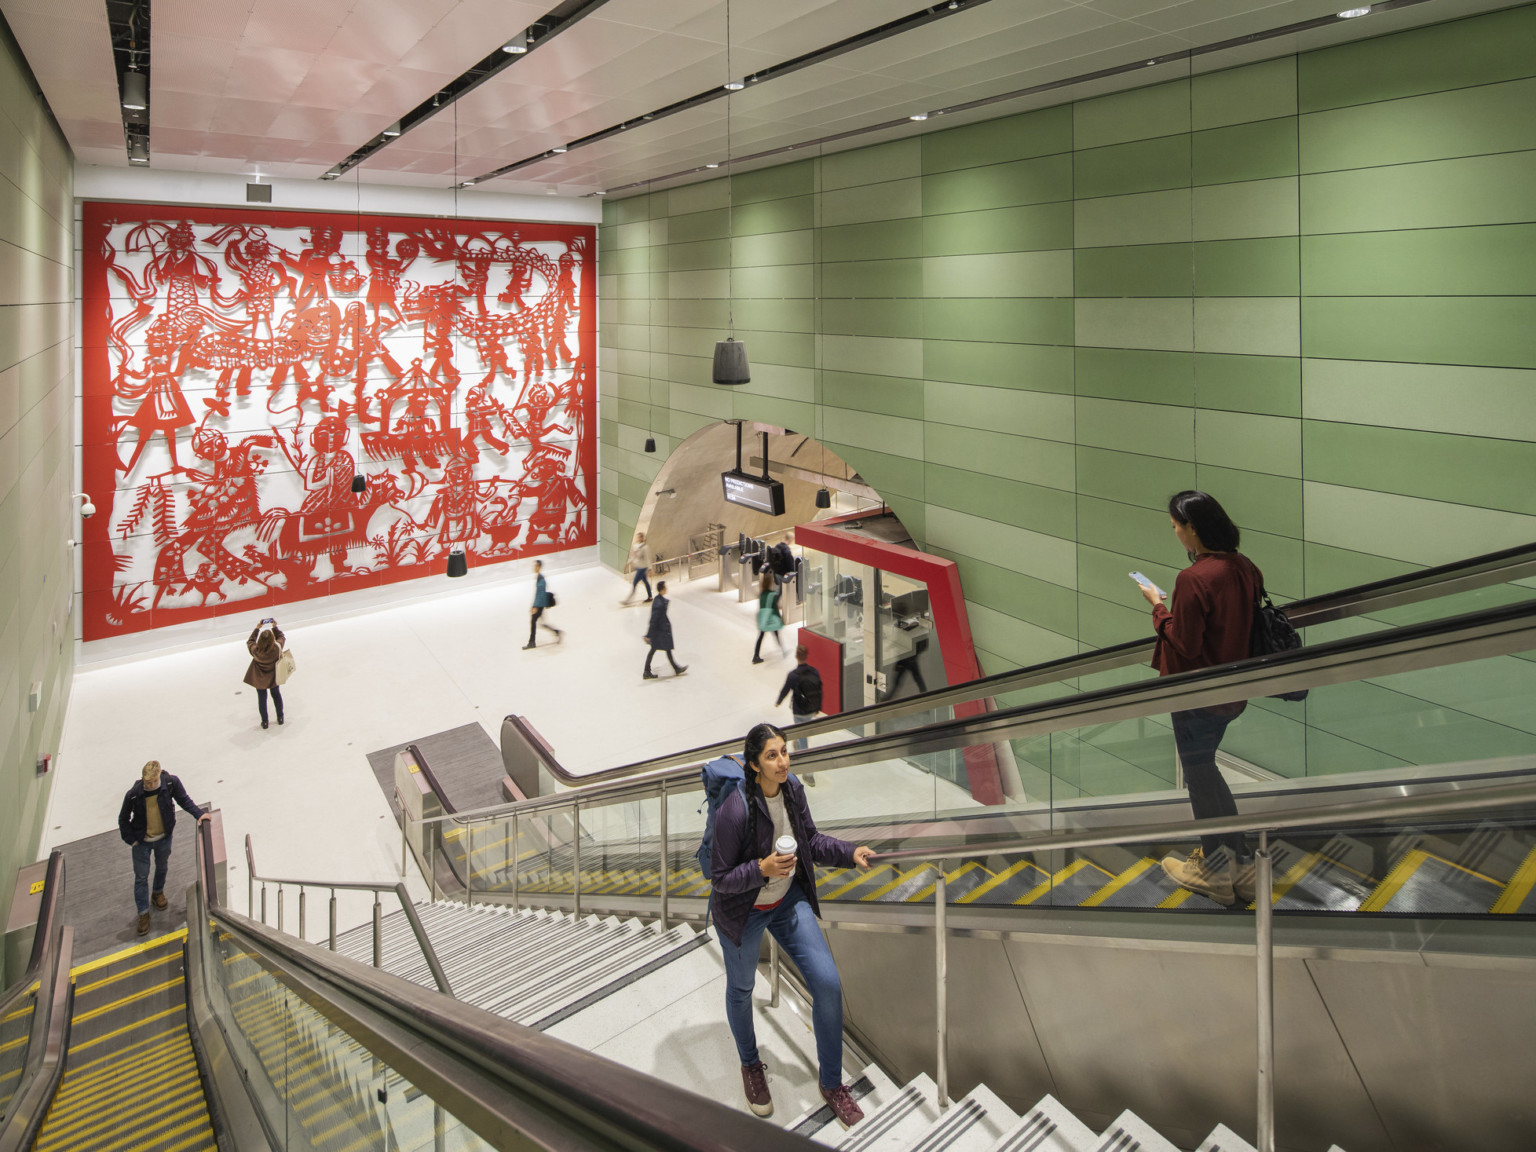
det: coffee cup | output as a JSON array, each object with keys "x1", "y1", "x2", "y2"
[{"x1": 775, "y1": 835, "x2": 797, "y2": 858}]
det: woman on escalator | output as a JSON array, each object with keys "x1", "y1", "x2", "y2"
[
  {"x1": 711, "y1": 722, "x2": 876, "y2": 1128},
  {"x1": 1140, "y1": 490, "x2": 1261, "y2": 907}
]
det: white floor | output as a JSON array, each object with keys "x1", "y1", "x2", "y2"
[{"x1": 45, "y1": 563, "x2": 813, "y2": 936}]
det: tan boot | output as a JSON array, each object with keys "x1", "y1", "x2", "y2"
[
  {"x1": 152, "y1": 891, "x2": 168, "y2": 910},
  {"x1": 136, "y1": 913, "x2": 151, "y2": 936},
  {"x1": 1161, "y1": 849, "x2": 1235, "y2": 904}
]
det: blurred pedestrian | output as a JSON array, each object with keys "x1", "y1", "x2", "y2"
[
  {"x1": 642, "y1": 581, "x2": 687, "y2": 678},
  {"x1": 526, "y1": 559, "x2": 563, "y2": 648}
]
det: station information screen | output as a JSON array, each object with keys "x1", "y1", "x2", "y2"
[{"x1": 721, "y1": 470, "x2": 786, "y2": 516}]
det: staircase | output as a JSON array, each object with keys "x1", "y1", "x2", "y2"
[{"x1": 337, "y1": 901, "x2": 1348, "y2": 1151}]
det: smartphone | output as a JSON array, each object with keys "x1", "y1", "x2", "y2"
[{"x1": 1129, "y1": 572, "x2": 1165, "y2": 599}]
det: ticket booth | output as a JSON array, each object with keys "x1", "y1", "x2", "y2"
[{"x1": 795, "y1": 511, "x2": 1006, "y2": 805}]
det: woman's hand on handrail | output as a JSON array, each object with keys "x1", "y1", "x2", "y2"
[{"x1": 853, "y1": 846, "x2": 876, "y2": 870}]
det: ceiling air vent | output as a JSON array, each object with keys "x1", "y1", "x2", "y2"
[{"x1": 246, "y1": 183, "x2": 272, "y2": 203}]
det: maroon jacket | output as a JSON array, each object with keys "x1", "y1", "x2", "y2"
[
  {"x1": 710, "y1": 775, "x2": 857, "y2": 946},
  {"x1": 1152, "y1": 551, "x2": 1262, "y2": 686}
]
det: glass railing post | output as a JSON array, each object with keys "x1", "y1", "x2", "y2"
[
  {"x1": 1255, "y1": 829, "x2": 1275, "y2": 1152},
  {"x1": 248, "y1": 869, "x2": 254, "y2": 918},
  {"x1": 373, "y1": 893, "x2": 383, "y2": 969},
  {"x1": 573, "y1": 800, "x2": 583, "y2": 918},
  {"x1": 277, "y1": 885, "x2": 284, "y2": 933},
  {"x1": 329, "y1": 890, "x2": 338, "y2": 951},
  {"x1": 400, "y1": 808, "x2": 408, "y2": 877},
  {"x1": 260, "y1": 883, "x2": 267, "y2": 924},
  {"x1": 298, "y1": 887, "x2": 306, "y2": 941},
  {"x1": 935, "y1": 863, "x2": 949, "y2": 1111},
  {"x1": 466, "y1": 823, "x2": 474, "y2": 909},
  {"x1": 512, "y1": 812, "x2": 520, "y2": 912},
  {"x1": 658, "y1": 783, "x2": 669, "y2": 930}
]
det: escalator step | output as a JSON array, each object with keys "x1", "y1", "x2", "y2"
[
  {"x1": 1016, "y1": 859, "x2": 1116, "y2": 907},
  {"x1": 1359, "y1": 849, "x2": 1503, "y2": 914},
  {"x1": 887, "y1": 862, "x2": 993, "y2": 904},
  {"x1": 959, "y1": 859, "x2": 1050, "y2": 905},
  {"x1": 1491, "y1": 844, "x2": 1536, "y2": 914},
  {"x1": 1087, "y1": 858, "x2": 1222, "y2": 911},
  {"x1": 1271, "y1": 837, "x2": 1376, "y2": 913}
]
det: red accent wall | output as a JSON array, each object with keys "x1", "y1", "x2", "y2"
[
  {"x1": 795, "y1": 515, "x2": 1004, "y2": 804},
  {"x1": 80, "y1": 203, "x2": 596, "y2": 639},
  {"x1": 797, "y1": 627, "x2": 843, "y2": 716}
]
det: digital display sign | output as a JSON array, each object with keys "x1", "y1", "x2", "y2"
[{"x1": 721, "y1": 470, "x2": 786, "y2": 516}]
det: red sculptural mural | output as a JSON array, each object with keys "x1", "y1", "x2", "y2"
[{"x1": 80, "y1": 203, "x2": 597, "y2": 640}]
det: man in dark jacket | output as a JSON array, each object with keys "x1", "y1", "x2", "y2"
[
  {"x1": 118, "y1": 760, "x2": 208, "y2": 935},
  {"x1": 642, "y1": 581, "x2": 687, "y2": 679},
  {"x1": 776, "y1": 646, "x2": 823, "y2": 756}
]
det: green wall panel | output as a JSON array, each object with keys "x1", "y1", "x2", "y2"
[{"x1": 599, "y1": 5, "x2": 1536, "y2": 684}]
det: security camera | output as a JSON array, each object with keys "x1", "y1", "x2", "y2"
[{"x1": 74, "y1": 493, "x2": 95, "y2": 518}]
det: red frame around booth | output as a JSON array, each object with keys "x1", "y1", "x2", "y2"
[{"x1": 794, "y1": 512, "x2": 1003, "y2": 804}]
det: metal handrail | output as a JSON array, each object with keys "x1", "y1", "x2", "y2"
[
  {"x1": 0, "y1": 853, "x2": 71, "y2": 1152},
  {"x1": 243, "y1": 834, "x2": 452, "y2": 997},
  {"x1": 413, "y1": 539, "x2": 1536, "y2": 824},
  {"x1": 417, "y1": 589, "x2": 1536, "y2": 827},
  {"x1": 194, "y1": 823, "x2": 818, "y2": 1151}
]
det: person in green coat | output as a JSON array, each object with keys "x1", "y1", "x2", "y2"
[{"x1": 752, "y1": 569, "x2": 785, "y2": 663}]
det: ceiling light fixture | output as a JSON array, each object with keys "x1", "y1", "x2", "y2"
[
  {"x1": 552, "y1": 145, "x2": 568, "y2": 153},
  {"x1": 1337, "y1": 6, "x2": 1371, "y2": 16},
  {"x1": 122, "y1": 71, "x2": 147, "y2": 110},
  {"x1": 724, "y1": 80, "x2": 744, "y2": 91},
  {"x1": 383, "y1": 121, "x2": 401, "y2": 137},
  {"x1": 706, "y1": 162, "x2": 719, "y2": 168},
  {"x1": 128, "y1": 139, "x2": 149, "y2": 164},
  {"x1": 503, "y1": 32, "x2": 529, "y2": 53},
  {"x1": 909, "y1": 112, "x2": 929, "y2": 121}
]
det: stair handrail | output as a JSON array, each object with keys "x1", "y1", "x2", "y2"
[
  {"x1": 521, "y1": 537, "x2": 1536, "y2": 786},
  {"x1": 0, "y1": 852, "x2": 72, "y2": 1152},
  {"x1": 193, "y1": 825, "x2": 820, "y2": 1152},
  {"x1": 419, "y1": 590, "x2": 1536, "y2": 829},
  {"x1": 243, "y1": 834, "x2": 452, "y2": 997}
]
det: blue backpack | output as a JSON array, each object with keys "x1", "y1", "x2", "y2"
[{"x1": 696, "y1": 755, "x2": 746, "y2": 877}]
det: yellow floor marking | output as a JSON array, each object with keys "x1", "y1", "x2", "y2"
[
  {"x1": 1081, "y1": 858, "x2": 1155, "y2": 907},
  {"x1": 1492, "y1": 843, "x2": 1536, "y2": 914},
  {"x1": 3, "y1": 995, "x2": 38, "y2": 1022},
  {"x1": 860, "y1": 867, "x2": 933, "y2": 902},
  {"x1": 66, "y1": 1004, "x2": 185, "y2": 1057},
  {"x1": 159, "y1": 1124, "x2": 219, "y2": 1152},
  {"x1": 70, "y1": 976, "x2": 184, "y2": 1026},
  {"x1": 69, "y1": 930, "x2": 187, "y2": 978},
  {"x1": 49, "y1": 1045, "x2": 193, "y2": 1107},
  {"x1": 52, "y1": 1101, "x2": 215, "y2": 1152},
  {"x1": 821, "y1": 865, "x2": 897, "y2": 900},
  {"x1": 1015, "y1": 858, "x2": 1113, "y2": 906},
  {"x1": 1360, "y1": 848, "x2": 1499, "y2": 912}
]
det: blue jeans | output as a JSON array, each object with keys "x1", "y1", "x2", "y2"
[
  {"x1": 719, "y1": 881, "x2": 844, "y2": 1090},
  {"x1": 132, "y1": 837, "x2": 173, "y2": 914},
  {"x1": 631, "y1": 567, "x2": 651, "y2": 598}
]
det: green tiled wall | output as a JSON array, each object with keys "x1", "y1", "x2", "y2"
[
  {"x1": 0, "y1": 19, "x2": 75, "y2": 982},
  {"x1": 599, "y1": 6, "x2": 1536, "y2": 723}
]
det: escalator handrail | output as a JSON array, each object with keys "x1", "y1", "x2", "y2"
[
  {"x1": 193, "y1": 825, "x2": 816, "y2": 1152},
  {"x1": 0, "y1": 854, "x2": 70, "y2": 1152},
  {"x1": 423, "y1": 591, "x2": 1536, "y2": 823},
  {"x1": 0, "y1": 850, "x2": 64, "y2": 1025},
  {"x1": 486, "y1": 538, "x2": 1536, "y2": 801},
  {"x1": 867, "y1": 773, "x2": 1536, "y2": 869}
]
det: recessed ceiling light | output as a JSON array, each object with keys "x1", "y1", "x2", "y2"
[
  {"x1": 503, "y1": 32, "x2": 528, "y2": 53},
  {"x1": 706, "y1": 163, "x2": 719, "y2": 168},
  {"x1": 383, "y1": 122, "x2": 401, "y2": 138},
  {"x1": 909, "y1": 112, "x2": 929, "y2": 121},
  {"x1": 724, "y1": 80, "x2": 744, "y2": 91},
  {"x1": 552, "y1": 145, "x2": 568, "y2": 153},
  {"x1": 1337, "y1": 6, "x2": 1370, "y2": 16}
]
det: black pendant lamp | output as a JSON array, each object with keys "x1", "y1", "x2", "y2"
[
  {"x1": 445, "y1": 549, "x2": 468, "y2": 578},
  {"x1": 815, "y1": 487, "x2": 832, "y2": 508},
  {"x1": 351, "y1": 474, "x2": 367, "y2": 493},
  {"x1": 712, "y1": 338, "x2": 750, "y2": 385}
]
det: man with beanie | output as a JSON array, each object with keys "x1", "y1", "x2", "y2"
[{"x1": 118, "y1": 760, "x2": 209, "y2": 935}]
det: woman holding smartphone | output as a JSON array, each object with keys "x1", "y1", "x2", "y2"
[
  {"x1": 244, "y1": 617, "x2": 285, "y2": 729},
  {"x1": 711, "y1": 723, "x2": 875, "y2": 1127},
  {"x1": 1138, "y1": 491, "x2": 1261, "y2": 906}
]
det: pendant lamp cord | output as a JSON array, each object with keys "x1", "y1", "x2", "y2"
[{"x1": 726, "y1": 0, "x2": 735, "y2": 337}]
